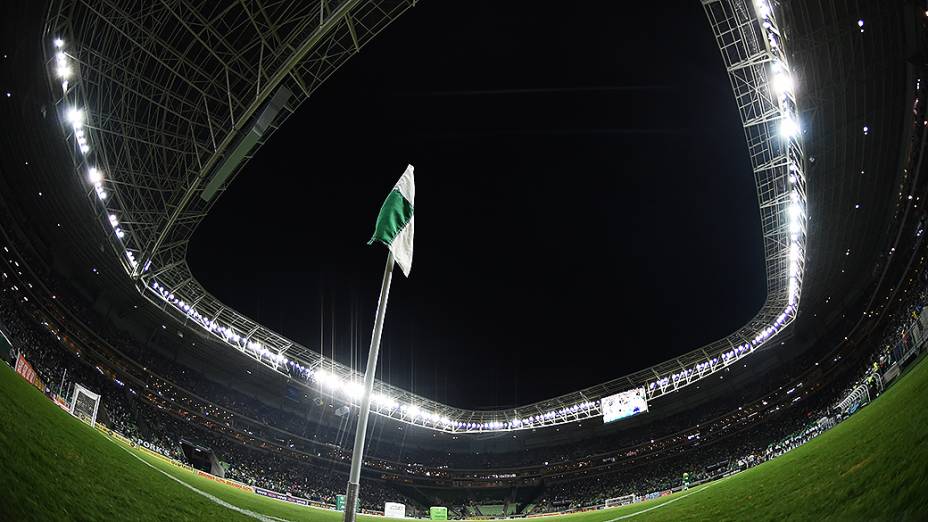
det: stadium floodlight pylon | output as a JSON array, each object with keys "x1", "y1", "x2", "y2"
[
  {"x1": 43, "y1": 0, "x2": 807, "y2": 434},
  {"x1": 69, "y1": 383, "x2": 101, "y2": 428}
]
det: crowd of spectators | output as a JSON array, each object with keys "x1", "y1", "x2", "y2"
[
  {"x1": 0, "y1": 283, "x2": 421, "y2": 513},
  {"x1": 530, "y1": 270, "x2": 928, "y2": 513},
  {"x1": 2, "y1": 225, "x2": 927, "y2": 516}
]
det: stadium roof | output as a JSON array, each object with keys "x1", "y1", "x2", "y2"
[{"x1": 15, "y1": 0, "x2": 918, "y2": 435}]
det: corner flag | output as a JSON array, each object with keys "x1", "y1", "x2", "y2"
[
  {"x1": 368, "y1": 164, "x2": 414, "y2": 277},
  {"x1": 344, "y1": 165, "x2": 415, "y2": 522}
]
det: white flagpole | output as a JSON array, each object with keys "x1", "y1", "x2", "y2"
[{"x1": 344, "y1": 252, "x2": 395, "y2": 522}]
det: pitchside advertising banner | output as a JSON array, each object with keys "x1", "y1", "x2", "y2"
[
  {"x1": 337, "y1": 494, "x2": 360, "y2": 513},
  {"x1": 384, "y1": 502, "x2": 406, "y2": 518},
  {"x1": 255, "y1": 487, "x2": 309, "y2": 506},
  {"x1": 136, "y1": 438, "x2": 172, "y2": 458},
  {"x1": 14, "y1": 354, "x2": 45, "y2": 392},
  {"x1": 429, "y1": 507, "x2": 448, "y2": 520},
  {"x1": 601, "y1": 387, "x2": 648, "y2": 423}
]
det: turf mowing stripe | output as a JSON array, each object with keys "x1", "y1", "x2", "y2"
[
  {"x1": 111, "y1": 439, "x2": 292, "y2": 522},
  {"x1": 602, "y1": 477, "x2": 725, "y2": 521}
]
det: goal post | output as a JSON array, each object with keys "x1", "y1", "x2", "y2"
[
  {"x1": 605, "y1": 494, "x2": 637, "y2": 508},
  {"x1": 69, "y1": 383, "x2": 101, "y2": 428}
]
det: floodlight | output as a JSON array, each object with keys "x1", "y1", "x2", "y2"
[
  {"x1": 756, "y1": 1, "x2": 771, "y2": 19},
  {"x1": 772, "y1": 72, "x2": 794, "y2": 96},
  {"x1": 65, "y1": 107, "x2": 85, "y2": 127},
  {"x1": 88, "y1": 167, "x2": 102, "y2": 184},
  {"x1": 315, "y1": 370, "x2": 338, "y2": 389},
  {"x1": 780, "y1": 117, "x2": 799, "y2": 138},
  {"x1": 374, "y1": 393, "x2": 395, "y2": 408},
  {"x1": 345, "y1": 382, "x2": 363, "y2": 399},
  {"x1": 53, "y1": 38, "x2": 64, "y2": 48}
]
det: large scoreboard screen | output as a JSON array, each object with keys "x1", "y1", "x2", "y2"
[{"x1": 601, "y1": 387, "x2": 649, "y2": 423}]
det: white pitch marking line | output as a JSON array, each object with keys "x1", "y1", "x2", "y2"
[
  {"x1": 603, "y1": 476, "x2": 727, "y2": 521},
  {"x1": 112, "y1": 440, "x2": 291, "y2": 522}
]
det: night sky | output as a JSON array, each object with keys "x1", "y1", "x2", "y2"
[{"x1": 188, "y1": 1, "x2": 765, "y2": 409}]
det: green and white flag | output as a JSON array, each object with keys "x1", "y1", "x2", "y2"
[{"x1": 368, "y1": 165, "x2": 415, "y2": 277}]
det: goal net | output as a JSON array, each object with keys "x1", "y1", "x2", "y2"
[
  {"x1": 70, "y1": 384, "x2": 101, "y2": 428},
  {"x1": 605, "y1": 494, "x2": 637, "y2": 508}
]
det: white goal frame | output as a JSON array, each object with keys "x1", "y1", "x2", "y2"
[
  {"x1": 69, "y1": 383, "x2": 101, "y2": 428},
  {"x1": 605, "y1": 494, "x2": 637, "y2": 508}
]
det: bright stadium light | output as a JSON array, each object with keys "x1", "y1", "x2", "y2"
[
  {"x1": 780, "y1": 117, "x2": 800, "y2": 138},
  {"x1": 772, "y1": 72, "x2": 794, "y2": 96},
  {"x1": 374, "y1": 393, "x2": 398, "y2": 410},
  {"x1": 344, "y1": 381, "x2": 363, "y2": 399},
  {"x1": 53, "y1": 38, "x2": 64, "y2": 48},
  {"x1": 65, "y1": 107, "x2": 85, "y2": 128},
  {"x1": 315, "y1": 369, "x2": 338, "y2": 390},
  {"x1": 88, "y1": 167, "x2": 102, "y2": 184},
  {"x1": 54, "y1": 51, "x2": 72, "y2": 79},
  {"x1": 756, "y1": 1, "x2": 771, "y2": 19},
  {"x1": 56, "y1": 64, "x2": 72, "y2": 79}
]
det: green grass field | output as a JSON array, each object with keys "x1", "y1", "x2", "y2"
[{"x1": 1, "y1": 357, "x2": 927, "y2": 521}]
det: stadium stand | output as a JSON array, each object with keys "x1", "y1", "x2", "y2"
[
  {"x1": 3, "y1": 213, "x2": 926, "y2": 514},
  {"x1": 0, "y1": 0, "x2": 924, "y2": 518},
  {"x1": 1, "y1": 8, "x2": 925, "y2": 503}
]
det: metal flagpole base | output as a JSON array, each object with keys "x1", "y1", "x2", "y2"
[
  {"x1": 343, "y1": 253, "x2": 395, "y2": 522},
  {"x1": 344, "y1": 481, "x2": 360, "y2": 522}
]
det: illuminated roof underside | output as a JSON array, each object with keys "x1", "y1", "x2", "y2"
[{"x1": 44, "y1": 0, "x2": 806, "y2": 433}]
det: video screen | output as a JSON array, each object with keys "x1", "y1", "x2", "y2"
[{"x1": 602, "y1": 387, "x2": 649, "y2": 423}]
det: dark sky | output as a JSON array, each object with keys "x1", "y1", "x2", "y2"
[{"x1": 188, "y1": 1, "x2": 765, "y2": 409}]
